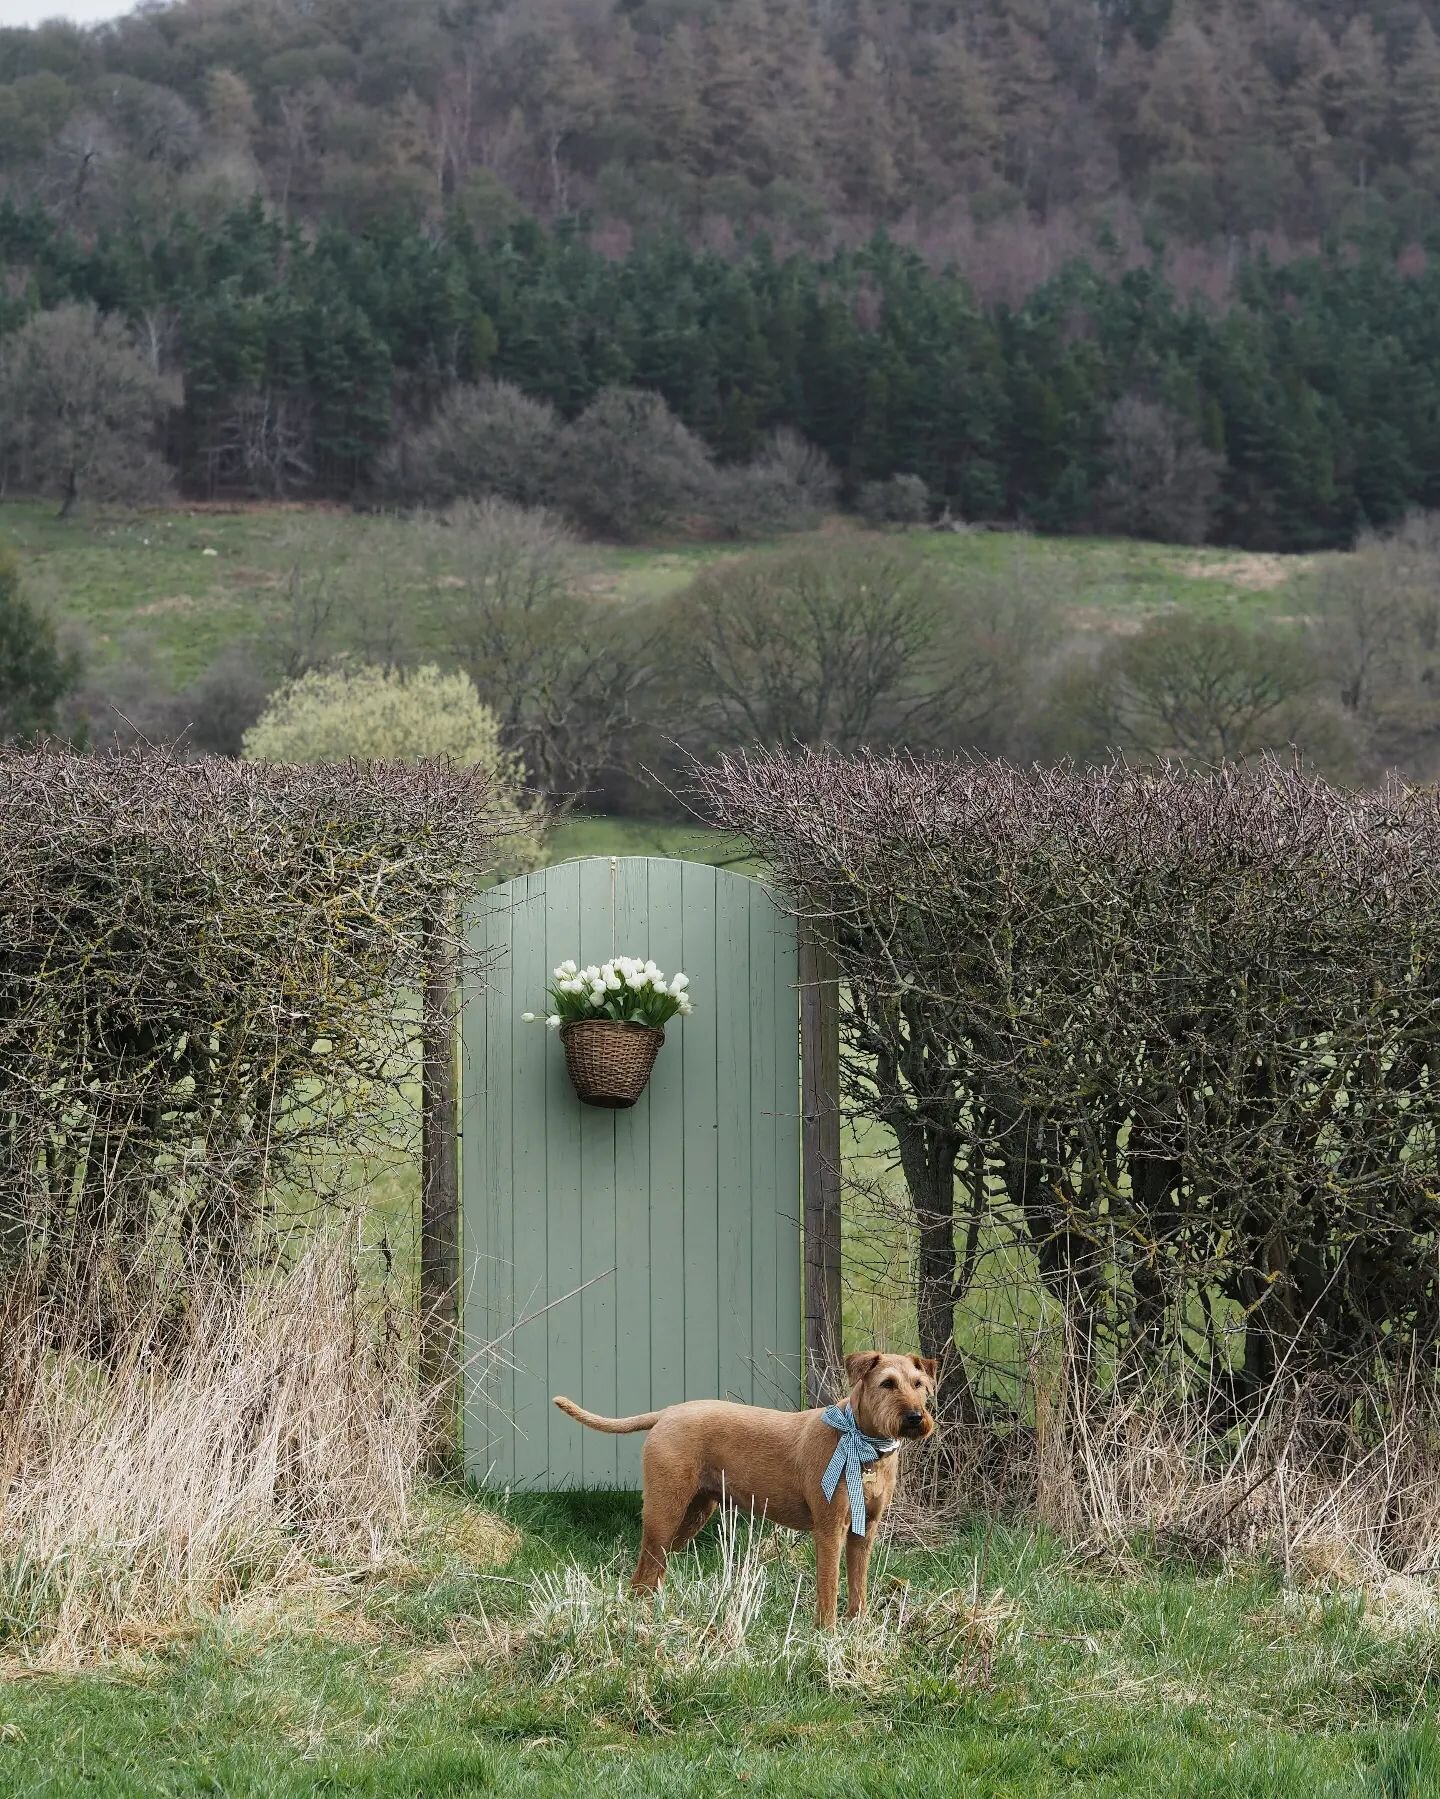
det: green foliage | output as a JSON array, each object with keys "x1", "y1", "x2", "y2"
[
  {"x1": 0, "y1": 198, "x2": 1436, "y2": 546},
  {"x1": 244, "y1": 662, "x2": 504, "y2": 767},
  {"x1": 0, "y1": 543, "x2": 78, "y2": 742},
  {"x1": 242, "y1": 662, "x2": 545, "y2": 870},
  {"x1": 542, "y1": 954, "x2": 692, "y2": 1027}
]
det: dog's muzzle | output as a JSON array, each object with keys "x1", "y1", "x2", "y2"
[{"x1": 902, "y1": 1410, "x2": 931, "y2": 1437}]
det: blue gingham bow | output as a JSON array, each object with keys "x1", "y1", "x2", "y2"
[{"x1": 820, "y1": 1403, "x2": 900, "y2": 1536}]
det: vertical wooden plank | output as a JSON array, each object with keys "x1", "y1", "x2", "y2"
[
  {"x1": 480, "y1": 885, "x2": 516, "y2": 1485},
  {"x1": 715, "y1": 872, "x2": 753, "y2": 1402},
  {"x1": 420, "y1": 917, "x2": 461, "y2": 1471},
  {"x1": 775, "y1": 905, "x2": 803, "y2": 1409},
  {"x1": 746, "y1": 882, "x2": 781, "y2": 1404},
  {"x1": 459, "y1": 898, "x2": 490, "y2": 1479},
  {"x1": 800, "y1": 924, "x2": 842, "y2": 1405},
  {"x1": 504, "y1": 874, "x2": 550, "y2": 1488},
  {"x1": 646, "y1": 860, "x2": 686, "y2": 1413},
  {"x1": 681, "y1": 861, "x2": 720, "y2": 1401},
  {"x1": 577, "y1": 857, "x2": 619, "y2": 1488},
  {"x1": 613, "y1": 858, "x2": 652, "y2": 1486},
  {"x1": 541, "y1": 861, "x2": 584, "y2": 1487}
]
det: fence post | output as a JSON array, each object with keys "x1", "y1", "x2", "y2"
[
  {"x1": 419, "y1": 910, "x2": 460, "y2": 1473},
  {"x1": 800, "y1": 924, "x2": 842, "y2": 1406}
]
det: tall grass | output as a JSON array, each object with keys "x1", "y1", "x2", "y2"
[{"x1": 0, "y1": 1227, "x2": 424, "y2": 1666}]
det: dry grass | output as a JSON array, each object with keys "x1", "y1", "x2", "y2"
[
  {"x1": 452, "y1": 1494, "x2": 1014, "y2": 1708},
  {"x1": 0, "y1": 1228, "x2": 427, "y2": 1668},
  {"x1": 1028, "y1": 1369, "x2": 1440, "y2": 1591}
]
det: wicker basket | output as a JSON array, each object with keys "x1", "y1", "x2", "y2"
[{"x1": 559, "y1": 1018, "x2": 666, "y2": 1109}]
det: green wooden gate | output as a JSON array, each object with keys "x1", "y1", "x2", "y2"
[{"x1": 460, "y1": 856, "x2": 803, "y2": 1489}]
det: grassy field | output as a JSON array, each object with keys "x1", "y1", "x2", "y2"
[
  {"x1": 3, "y1": 1489, "x2": 1438, "y2": 1797},
  {"x1": 0, "y1": 499, "x2": 1332, "y2": 689}
]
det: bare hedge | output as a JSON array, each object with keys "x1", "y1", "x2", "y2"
[
  {"x1": 0, "y1": 749, "x2": 507, "y2": 1327},
  {"x1": 698, "y1": 751, "x2": 1440, "y2": 1424}
]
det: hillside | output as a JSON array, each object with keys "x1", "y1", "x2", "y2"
[
  {"x1": 3, "y1": 6, "x2": 1440, "y2": 548},
  {"x1": 5, "y1": 0, "x2": 1440, "y2": 265}
]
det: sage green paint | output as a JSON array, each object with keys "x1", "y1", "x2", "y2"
[{"x1": 461, "y1": 856, "x2": 803, "y2": 1490}]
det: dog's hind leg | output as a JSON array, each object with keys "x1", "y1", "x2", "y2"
[
  {"x1": 668, "y1": 1495, "x2": 717, "y2": 1553},
  {"x1": 631, "y1": 1485, "x2": 694, "y2": 1593}
]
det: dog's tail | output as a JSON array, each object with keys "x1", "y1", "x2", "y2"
[{"x1": 553, "y1": 1395, "x2": 663, "y2": 1434}]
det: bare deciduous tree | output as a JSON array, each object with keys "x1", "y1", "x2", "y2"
[
  {"x1": 424, "y1": 500, "x2": 659, "y2": 802},
  {"x1": 1098, "y1": 395, "x2": 1222, "y2": 546},
  {"x1": 1309, "y1": 511, "x2": 1440, "y2": 778},
  {"x1": 669, "y1": 540, "x2": 940, "y2": 754},
  {"x1": 1053, "y1": 610, "x2": 1347, "y2": 770},
  {"x1": 0, "y1": 302, "x2": 177, "y2": 516},
  {"x1": 373, "y1": 380, "x2": 559, "y2": 510}
]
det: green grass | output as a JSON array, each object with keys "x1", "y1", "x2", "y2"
[
  {"x1": 3, "y1": 1492, "x2": 1437, "y2": 1796},
  {"x1": 0, "y1": 500, "x2": 1333, "y2": 693},
  {"x1": 546, "y1": 811, "x2": 753, "y2": 871}
]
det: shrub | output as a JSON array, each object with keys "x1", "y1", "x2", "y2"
[
  {"x1": 856, "y1": 472, "x2": 931, "y2": 527},
  {"x1": 373, "y1": 379, "x2": 560, "y2": 509},
  {"x1": 242, "y1": 662, "x2": 544, "y2": 870},
  {"x1": 0, "y1": 545, "x2": 80, "y2": 743},
  {"x1": 1049, "y1": 611, "x2": 1352, "y2": 772},
  {"x1": 707, "y1": 429, "x2": 839, "y2": 539},
  {"x1": 666, "y1": 540, "x2": 940, "y2": 754},
  {"x1": 0, "y1": 749, "x2": 510, "y2": 1309},
  {"x1": 698, "y1": 752, "x2": 1440, "y2": 1424},
  {"x1": 550, "y1": 387, "x2": 715, "y2": 541},
  {"x1": 1308, "y1": 510, "x2": 1440, "y2": 780}
]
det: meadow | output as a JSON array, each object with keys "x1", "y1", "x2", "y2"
[
  {"x1": 4, "y1": 1491, "x2": 1440, "y2": 1798},
  {"x1": 0, "y1": 499, "x2": 1328, "y2": 692}
]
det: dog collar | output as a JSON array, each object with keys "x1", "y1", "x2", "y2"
[{"x1": 820, "y1": 1403, "x2": 901, "y2": 1537}]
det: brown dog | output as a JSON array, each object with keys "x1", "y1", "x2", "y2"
[{"x1": 554, "y1": 1351, "x2": 936, "y2": 1627}]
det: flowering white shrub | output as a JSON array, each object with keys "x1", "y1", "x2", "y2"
[{"x1": 522, "y1": 956, "x2": 694, "y2": 1030}]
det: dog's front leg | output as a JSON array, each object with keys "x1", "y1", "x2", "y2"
[
  {"x1": 813, "y1": 1521, "x2": 845, "y2": 1628},
  {"x1": 844, "y1": 1527, "x2": 874, "y2": 1619}
]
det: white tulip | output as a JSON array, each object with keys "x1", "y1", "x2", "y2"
[
  {"x1": 521, "y1": 1012, "x2": 536, "y2": 1022},
  {"x1": 546, "y1": 1014, "x2": 562, "y2": 1030},
  {"x1": 677, "y1": 994, "x2": 694, "y2": 1015},
  {"x1": 670, "y1": 972, "x2": 689, "y2": 993}
]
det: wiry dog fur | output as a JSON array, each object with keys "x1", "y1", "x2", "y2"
[{"x1": 554, "y1": 1351, "x2": 936, "y2": 1626}]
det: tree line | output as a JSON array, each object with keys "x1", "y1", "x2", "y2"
[
  {"x1": 5, "y1": 0, "x2": 1440, "y2": 273},
  {"x1": 4, "y1": 203, "x2": 1440, "y2": 549}
]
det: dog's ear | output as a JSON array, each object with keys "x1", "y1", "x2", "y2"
[
  {"x1": 845, "y1": 1351, "x2": 881, "y2": 1385},
  {"x1": 911, "y1": 1355, "x2": 939, "y2": 1381}
]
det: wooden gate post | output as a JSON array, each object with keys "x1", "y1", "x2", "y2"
[
  {"x1": 800, "y1": 925, "x2": 842, "y2": 1406},
  {"x1": 419, "y1": 910, "x2": 460, "y2": 1473}
]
